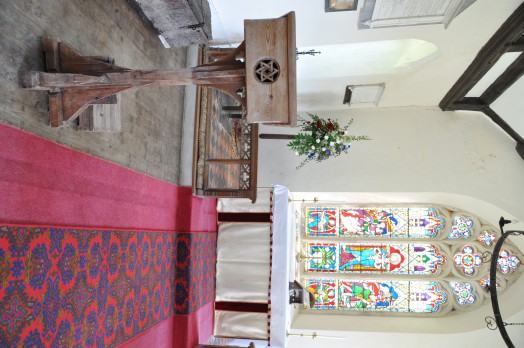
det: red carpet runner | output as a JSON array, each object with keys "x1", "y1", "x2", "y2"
[
  {"x1": 0, "y1": 224, "x2": 216, "y2": 347},
  {"x1": 0, "y1": 122, "x2": 218, "y2": 348}
]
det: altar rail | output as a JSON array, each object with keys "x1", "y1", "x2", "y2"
[{"x1": 192, "y1": 47, "x2": 258, "y2": 203}]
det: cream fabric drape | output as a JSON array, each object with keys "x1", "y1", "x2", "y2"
[
  {"x1": 215, "y1": 222, "x2": 271, "y2": 302},
  {"x1": 214, "y1": 311, "x2": 268, "y2": 340},
  {"x1": 214, "y1": 186, "x2": 292, "y2": 347},
  {"x1": 217, "y1": 187, "x2": 271, "y2": 212}
]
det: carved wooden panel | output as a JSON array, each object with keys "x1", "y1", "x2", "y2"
[{"x1": 244, "y1": 12, "x2": 297, "y2": 126}]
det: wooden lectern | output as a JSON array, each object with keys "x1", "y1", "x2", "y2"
[
  {"x1": 22, "y1": 12, "x2": 297, "y2": 128},
  {"x1": 22, "y1": 12, "x2": 297, "y2": 203},
  {"x1": 244, "y1": 12, "x2": 297, "y2": 126}
]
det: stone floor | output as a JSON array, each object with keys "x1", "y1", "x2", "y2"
[{"x1": 0, "y1": 0, "x2": 193, "y2": 184}]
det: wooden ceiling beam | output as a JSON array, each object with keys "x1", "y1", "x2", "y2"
[{"x1": 439, "y1": 2, "x2": 524, "y2": 110}]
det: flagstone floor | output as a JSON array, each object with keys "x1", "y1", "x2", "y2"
[{"x1": 0, "y1": 0, "x2": 190, "y2": 185}]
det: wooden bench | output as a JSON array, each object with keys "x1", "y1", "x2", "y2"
[{"x1": 77, "y1": 95, "x2": 121, "y2": 132}]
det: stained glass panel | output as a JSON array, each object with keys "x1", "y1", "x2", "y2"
[
  {"x1": 337, "y1": 243, "x2": 444, "y2": 275},
  {"x1": 497, "y1": 250, "x2": 521, "y2": 274},
  {"x1": 479, "y1": 275, "x2": 499, "y2": 288},
  {"x1": 305, "y1": 279, "x2": 337, "y2": 309},
  {"x1": 408, "y1": 244, "x2": 446, "y2": 275},
  {"x1": 408, "y1": 281, "x2": 447, "y2": 312},
  {"x1": 305, "y1": 243, "x2": 338, "y2": 272},
  {"x1": 339, "y1": 244, "x2": 389, "y2": 273},
  {"x1": 388, "y1": 244, "x2": 409, "y2": 274},
  {"x1": 477, "y1": 230, "x2": 496, "y2": 246},
  {"x1": 339, "y1": 208, "x2": 408, "y2": 237},
  {"x1": 336, "y1": 207, "x2": 446, "y2": 238},
  {"x1": 385, "y1": 281, "x2": 410, "y2": 312},
  {"x1": 338, "y1": 280, "x2": 375, "y2": 310},
  {"x1": 453, "y1": 245, "x2": 483, "y2": 276},
  {"x1": 408, "y1": 207, "x2": 446, "y2": 238},
  {"x1": 448, "y1": 216, "x2": 473, "y2": 239},
  {"x1": 305, "y1": 207, "x2": 338, "y2": 237},
  {"x1": 329, "y1": 280, "x2": 446, "y2": 312},
  {"x1": 449, "y1": 282, "x2": 476, "y2": 305}
]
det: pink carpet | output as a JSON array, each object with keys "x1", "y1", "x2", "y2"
[
  {"x1": 121, "y1": 302, "x2": 215, "y2": 348},
  {"x1": 0, "y1": 122, "x2": 217, "y2": 347},
  {"x1": 0, "y1": 122, "x2": 216, "y2": 232}
]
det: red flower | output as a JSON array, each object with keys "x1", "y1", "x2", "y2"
[
  {"x1": 316, "y1": 121, "x2": 322, "y2": 128},
  {"x1": 327, "y1": 123, "x2": 335, "y2": 130}
]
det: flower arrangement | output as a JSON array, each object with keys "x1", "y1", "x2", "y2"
[{"x1": 287, "y1": 113, "x2": 369, "y2": 169}]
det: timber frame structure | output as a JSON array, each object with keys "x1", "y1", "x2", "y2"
[
  {"x1": 22, "y1": 36, "x2": 246, "y2": 127},
  {"x1": 439, "y1": 2, "x2": 524, "y2": 161},
  {"x1": 21, "y1": 12, "x2": 297, "y2": 203}
]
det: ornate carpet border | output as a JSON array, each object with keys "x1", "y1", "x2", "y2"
[{"x1": 0, "y1": 224, "x2": 216, "y2": 347}]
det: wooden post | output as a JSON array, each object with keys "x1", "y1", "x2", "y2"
[
  {"x1": 22, "y1": 36, "x2": 247, "y2": 126},
  {"x1": 259, "y1": 133, "x2": 295, "y2": 140},
  {"x1": 23, "y1": 12, "x2": 297, "y2": 128}
]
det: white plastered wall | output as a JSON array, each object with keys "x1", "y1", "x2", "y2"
[
  {"x1": 287, "y1": 191, "x2": 524, "y2": 347},
  {"x1": 209, "y1": 0, "x2": 522, "y2": 111},
  {"x1": 208, "y1": 0, "x2": 524, "y2": 346},
  {"x1": 259, "y1": 107, "x2": 524, "y2": 346},
  {"x1": 259, "y1": 107, "x2": 524, "y2": 223}
]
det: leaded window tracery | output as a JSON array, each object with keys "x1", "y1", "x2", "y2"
[{"x1": 299, "y1": 205, "x2": 523, "y2": 315}]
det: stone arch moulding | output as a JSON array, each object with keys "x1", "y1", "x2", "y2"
[{"x1": 290, "y1": 192, "x2": 524, "y2": 333}]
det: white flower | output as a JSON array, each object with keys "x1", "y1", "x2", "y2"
[
  {"x1": 311, "y1": 145, "x2": 315, "y2": 150},
  {"x1": 336, "y1": 139, "x2": 341, "y2": 144},
  {"x1": 324, "y1": 135, "x2": 328, "y2": 140},
  {"x1": 322, "y1": 147, "x2": 326, "y2": 151},
  {"x1": 295, "y1": 151, "x2": 299, "y2": 156},
  {"x1": 316, "y1": 139, "x2": 320, "y2": 143},
  {"x1": 329, "y1": 141, "x2": 334, "y2": 146}
]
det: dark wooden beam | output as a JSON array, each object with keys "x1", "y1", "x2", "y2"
[
  {"x1": 259, "y1": 133, "x2": 295, "y2": 140},
  {"x1": 480, "y1": 52, "x2": 524, "y2": 105},
  {"x1": 482, "y1": 106, "x2": 524, "y2": 144},
  {"x1": 517, "y1": 142, "x2": 524, "y2": 161},
  {"x1": 448, "y1": 98, "x2": 524, "y2": 152},
  {"x1": 448, "y1": 97, "x2": 485, "y2": 111},
  {"x1": 439, "y1": 2, "x2": 524, "y2": 110},
  {"x1": 217, "y1": 212, "x2": 271, "y2": 223},
  {"x1": 439, "y1": 4, "x2": 524, "y2": 162},
  {"x1": 506, "y1": 42, "x2": 524, "y2": 52},
  {"x1": 215, "y1": 301, "x2": 269, "y2": 313}
]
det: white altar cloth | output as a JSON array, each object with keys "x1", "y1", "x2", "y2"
[{"x1": 214, "y1": 185, "x2": 292, "y2": 348}]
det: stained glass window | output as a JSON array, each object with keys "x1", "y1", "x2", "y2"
[
  {"x1": 305, "y1": 243, "x2": 338, "y2": 272},
  {"x1": 448, "y1": 215, "x2": 474, "y2": 239},
  {"x1": 306, "y1": 207, "x2": 445, "y2": 238},
  {"x1": 304, "y1": 242, "x2": 445, "y2": 275},
  {"x1": 305, "y1": 279, "x2": 447, "y2": 313},
  {"x1": 305, "y1": 207, "x2": 338, "y2": 237},
  {"x1": 300, "y1": 204, "x2": 524, "y2": 315}
]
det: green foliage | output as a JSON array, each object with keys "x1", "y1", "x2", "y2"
[{"x1": 287, "y1": 113, "x2": 370, "y2": 169}]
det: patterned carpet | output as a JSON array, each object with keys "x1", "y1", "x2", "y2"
[{"x1": 0, "y1": 224, "x2": 216, "y2": 347}]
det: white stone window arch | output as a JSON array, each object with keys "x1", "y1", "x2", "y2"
[{"x1": 299, "y1": 204, "x2": 523, "y2": 317}]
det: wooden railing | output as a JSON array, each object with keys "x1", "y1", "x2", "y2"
[{"x1": 192, "y1": 46, "x2": 258, "y2": 203}]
